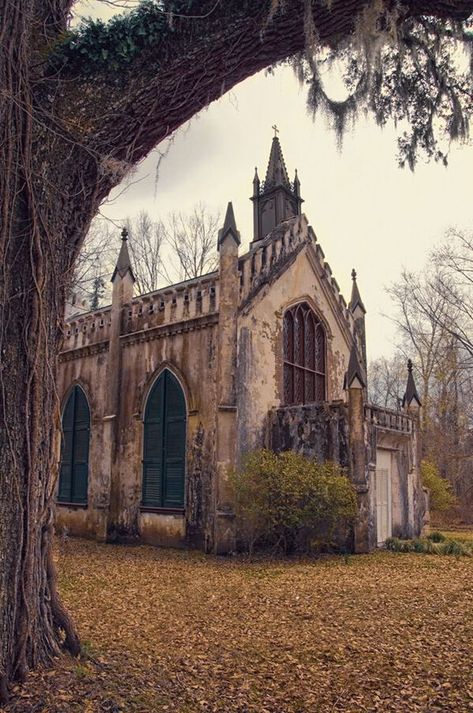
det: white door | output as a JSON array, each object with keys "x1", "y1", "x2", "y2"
[{"x1": 376, "y1": 450, "x2": 392, "y2": 545}]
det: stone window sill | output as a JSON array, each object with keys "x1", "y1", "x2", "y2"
[
  {"x1": 56, "y1": 501, "x2": 88, "y2": 509},
  {"x1": 140, "y1": 506, "x2": 185, "y2": 516}
]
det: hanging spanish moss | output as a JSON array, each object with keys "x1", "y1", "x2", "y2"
[{"x1": 291, "y1": 1, "x2": 472, "y2": 167}]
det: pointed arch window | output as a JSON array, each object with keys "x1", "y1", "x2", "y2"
[
  {"x1": 283, "y1": 303, "x2": 326, "y2": 405},
  {"x1": 58, "y1": 386, "x2": 90, "y2": 504},
  {"x1": 142, "y1": 370, "x2": 186, "y2": 509}
]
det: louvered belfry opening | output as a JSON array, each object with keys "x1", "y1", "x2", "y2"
[
  {"x1": 283, "y1": 303, "x2": 326, "y2": 405},
  {"x1": 58, "y1": 385, "x2": 90, "y2": 504},
  {"x1": 142, "y1": 369, "x2": 186, "y2": 509}
]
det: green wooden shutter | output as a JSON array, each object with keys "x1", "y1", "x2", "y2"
[
  {"x1": 58, "y1": 391, "x2": 75, "y2": 502},
  {"x1": 142, "y1": 370, "x2": 186, "y2": 509},
  {"x1": 71, "y1": 387, "x2": 90, "y2": 503},
  {"x1": 163, "y1": 372, "x2": 186, "y2": 508},
  {"x1": 58, "y1": 386, "x2": 90, "y2": 504},
  {"x1": 142, "y1": 374, "x2": 165, "y2": 506}
]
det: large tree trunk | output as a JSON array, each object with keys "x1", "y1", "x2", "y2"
[
  {"x1": 0, "y1": 142, "x2": 86, "y2": 703},
  {"x1": 0, "y1": 2, "x2": 89, "y2": 698},
  {"x1": 0, "y1": 284, "x2": 81, "y2": 700}
]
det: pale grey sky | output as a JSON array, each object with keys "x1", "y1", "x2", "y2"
[{"x1": 77, "y1": 2, "x2": 473, "y2": 359}]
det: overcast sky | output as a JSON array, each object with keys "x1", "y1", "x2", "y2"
[{"x1": 77, "y1": 2, "x2": 473, "y2": 359}]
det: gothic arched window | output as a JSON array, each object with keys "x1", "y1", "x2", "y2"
[
  {"x1": 283, "y1": 303, "x2": 326, "y2": 405},
  {"x1": 142, "y1": 369, "x2": 186, "y2": 509}
]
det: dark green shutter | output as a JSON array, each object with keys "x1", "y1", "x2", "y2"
[
  {"x1": 71, "y1": 388, "x2": 90, "y2": 503},
  {"x1": 163, "y1": 373, "x2": 186, "y2": 507},
  {"x1": 58, "y1": 386, "x2": 90, "y2": 504},
  {"x1": 142, "y1": 370, "x2": 186, "y2": 508},
  {"x1": 142, "y1": 375, "x2": 165, "y2": 506},
  {"x1": 58, "y1": 394, "x2": 74, "y2": 502}
]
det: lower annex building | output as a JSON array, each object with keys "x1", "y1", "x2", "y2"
[{"x1": 57, "y1": 135, "x2": 426, "y2": 553}]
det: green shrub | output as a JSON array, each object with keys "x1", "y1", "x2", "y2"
[
  {"x1": 426, "y1": 530, "x2": 446, "y2": 543},
  {"x1": 231, "y1": 450, "x2": 357, "y2": 555},
  {"x1": 440, "y1": 539, "x2": 468, "y2": 556},
  {"x1": 421, "y1": 460, "x2": 457, "y2": 513}
]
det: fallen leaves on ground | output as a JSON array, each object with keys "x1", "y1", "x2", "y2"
[{"x1": 4, "y1": 536, "x2": 473, "y2": 712}]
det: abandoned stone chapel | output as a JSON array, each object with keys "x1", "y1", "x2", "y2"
[{"x1": 57, "y1": 134, "x2": 426, "y2": 554}]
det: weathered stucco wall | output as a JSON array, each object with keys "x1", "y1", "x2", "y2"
[
  {"x1": 268, "y1": 403, "x2": 349, "y2": 468},
  {"x1": 57, "y1": 311, "x2": 219, "y2": 550},
  {"x1": 236, "y1": 233, "x2": 352, "y2": 459},
  {"x1": 56, "y1": 347, "x2": 110, "y2": 540}
]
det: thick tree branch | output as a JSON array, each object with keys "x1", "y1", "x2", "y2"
[{"x1": 49, "y1": 0, "x2": 473, "y2": 201}]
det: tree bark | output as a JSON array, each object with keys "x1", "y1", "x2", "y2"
[
  {"x1": 0, "y1": 1, "x2": 95, "y2": 698},
  {"x1": 0, "y1": 0, "x2": 472, "y2": 702}
]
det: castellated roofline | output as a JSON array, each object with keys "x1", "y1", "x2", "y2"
[{"x1": 62, "y1": 213, "x2": 355, "y2": 354}]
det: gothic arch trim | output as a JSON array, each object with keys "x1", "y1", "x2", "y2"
[
  {"x1": 139, "y1": 361, "x2": 194, "y2": 419},
  {"x1": 281, "y1": 294, "x2": 333, "y2": 340},
  {"x1": 60, "y1": 378, "x2": 92, "y2": 416}
]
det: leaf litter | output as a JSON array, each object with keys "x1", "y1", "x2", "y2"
[{"x1": 3, "y1": 537, "x2": 473, "y2": 712}]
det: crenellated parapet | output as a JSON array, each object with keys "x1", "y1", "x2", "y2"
[
  {"x1": 122, "y1": 273, "x2": 218, "y2": 336},
  {"x1": 61, "y1": 273, "x2": 219, "y2": 354},
  {"x1": 62, "y1": 307, "x2": 112, "y2": 352},
  {"x1": 239, "y1": 214, "x2": 309, "y2": 306},
  {"x1": 238, "y1": 213, "x2": 356, "y2": 342}
]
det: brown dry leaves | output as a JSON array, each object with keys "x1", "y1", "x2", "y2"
[{"x1": 5, "y1": 538, "x2": 473, "y2": 713}]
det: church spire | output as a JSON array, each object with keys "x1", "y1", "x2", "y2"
[
  {"x1": 251, "y1": 130, "x2": 303, "y2": 245},
  {"x1": 264, "y1": 134, "x2": 291, "y2": 189},
  {"x1": 111, "y1": 227, "x2": 135, "y2": 283},
  {"x1": 344, "y1": 342, "x2": 367, "y2": 390}
]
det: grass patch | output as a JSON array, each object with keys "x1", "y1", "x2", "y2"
[
  {"x1": 385, "y1": 535, "x2": 472, "y2": 556},
  {"x1": 439, "y1": 528, "x2": 473, "y2": 543}
]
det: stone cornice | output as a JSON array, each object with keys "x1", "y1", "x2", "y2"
[
  {"x1": 121, "y1": 312, "x2": 218, "y2": 347},
  {"x1": 59, "y1": 340, "x2": 109, "y2": 362}
]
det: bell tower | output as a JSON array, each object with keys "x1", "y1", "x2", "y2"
[{"x1": 251, "y1": 128, "x2": 303, "y2": 246}]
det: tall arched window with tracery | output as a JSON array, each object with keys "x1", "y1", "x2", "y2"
[{"x1": 283, "y1": 303, "x2": 326, "y2": 405}]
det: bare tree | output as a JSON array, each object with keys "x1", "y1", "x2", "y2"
[
  {"x1": 1, "y1": 0, "x2": 472, "y2": 701},
  {"x1": 368, "y1": 354, "x2": 406, "y2": 410},
  {"x1": 82, "y1": 205, "x2": 220, "y2": 297},
  {"x1": 125, "y1": 210, "x2": 168, "y2": 293},
  {"x1": 386, "y1": 267, "x2": 454, "y2": 427},
  {"x1": 431, "y1": 229, "x2": 473, "y2": 358},
  {"x1": 72, "y1": 218, "x2": 116, "y2": 308},
  {"x1": 166, "y1": 203, "x2": 219, "y2": 281},
  {"x1": 386, "y1": 260, "x2": 473, "y2": 518}
]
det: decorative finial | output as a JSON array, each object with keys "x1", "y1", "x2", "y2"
[
  {"x1": 217, "y1": 201, "x2": 240, "y2": 249},
  {"x1": 351, "y1": 268, "x2": 357, "y2": 280},
  {"x1": 407, "y1": 358, "x2": 413, "y2": 373},
  {"x1": 121, "y1": 227, "x2": 128, "y2": 242},
  {"x1": 272, "y1": 124, "x2": 279, "y2": 137}
]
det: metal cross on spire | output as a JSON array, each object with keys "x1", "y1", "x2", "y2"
[{"x1": 272, "y1": 124, "x2": 279, "y2": 137}]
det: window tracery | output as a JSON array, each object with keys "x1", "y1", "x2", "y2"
[{"x1": 283, "y1": 303, "x2": 326, "y2": 405}]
